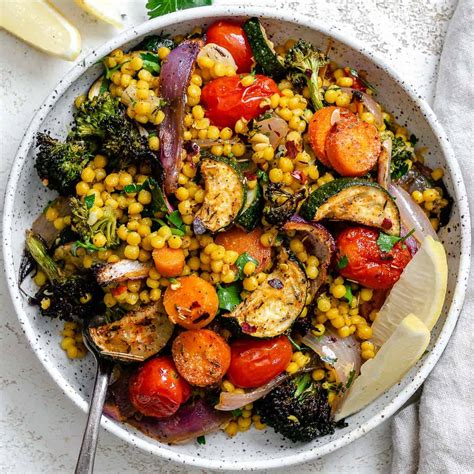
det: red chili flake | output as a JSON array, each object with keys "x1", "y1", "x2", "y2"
[
  {"x1": 285, "y1": 141, "x2": 299, "y2": 159},
  {"x1": 381, "y1": 218, "x2": 393, "y2": 229},
  {"x1": 291, "y1": 170, "x2": 307, "y2": 184},
  {"x1": 111, "y1": 285, "x2": 127, "y2": 297},
  {"x1": 241, "y1": 323, "x2": 257, "y2": 334}
]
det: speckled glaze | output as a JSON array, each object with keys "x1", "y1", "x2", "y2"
[{"x1": 2, "y1": 6, "x2": 471, "y2": 471}]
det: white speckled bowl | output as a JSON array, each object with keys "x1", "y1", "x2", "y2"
[{"x1": 3, "y1": 6, "x2": 471, "y2": 471}]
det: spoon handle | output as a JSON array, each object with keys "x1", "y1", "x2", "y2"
[{"x1": 75, "y1": 360, "x2": 112, "y2": 474}]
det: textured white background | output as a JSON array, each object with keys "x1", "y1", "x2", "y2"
[{"x1": 0, "y1": 0, "x2": 456, "y2": 472}]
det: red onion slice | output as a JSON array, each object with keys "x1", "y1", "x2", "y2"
[
  {"x1": 302, "y1": 331, "x2": 361, "y2": 388},
  {"x1": 255, "y1": 116, "x2": 289, "y2": 149},
  {"x1": 284, "y1": 218, "x2": 335, "y2": 297},
  {"x1": 159, "y1": 39, "x2": 203, "y2": 194},
  {"x1": 377, "y1": 137, "x2": 392, "y2": 189},
  {"x1": 340, "y1": 87, "x2": 383, "y2": 127},
  {"x1": 388, "y1": 184, "x2": 437, "y2": 243}
]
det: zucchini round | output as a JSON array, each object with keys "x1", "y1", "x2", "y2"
[
  {"x1": 299, "y1": 178, "x2": 401, "y2": 235},
  {"x1": 235, "y1": 178, "x2": 263, "y2": 231},
  {"x1": 243, "y1": 18, "x2": 286, "y2": 80},
  {"x1": 193, "y1": 155, "x2": 246, "y2": 233},
  {"x1": 225, "y1": 249, "x2": 308, "y2": 338}
]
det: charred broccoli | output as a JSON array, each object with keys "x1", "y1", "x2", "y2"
[
  {"x1": 255, "y1": 373, "x2": 335, "y2": 442},
  {"x1": 72, "y1": 93, "x2": 156, "y2": 166},
  {"x1": 35, "y1": 133, "x2": 92, "y2": 195},
  {"x1": 263, "y1": 183, "x2": 306, "y2": 227},
  {"x1": 25, "y1": 231, "x2": 102, "y2": 321},
  {"x1": 70, "y1": 197, "x2": 119, "y2": 250},
  {"x1": 285, "y1": 39, "x2": 329, "y2": 110}
]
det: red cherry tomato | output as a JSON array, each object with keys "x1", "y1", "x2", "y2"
[
  {"x1": 206, "y1": 20, "x2": 253, "y2": 73},
  {"x1": 226, "y1": 336, "x2": 293, "y2": 389},
  {"x1": 336, "y1": 226, "x2": 412, "y2": 290},
  {"x1": 201, "y1": 75, "x2": 279, "y2": 129},
  {"x1": 129, "y1": 356, "x2": 191, "y2": 419}
]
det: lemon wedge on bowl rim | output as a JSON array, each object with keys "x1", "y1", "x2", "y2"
[
  {"x1": 335, "y1": 313, "x2": 430, "y2": 421},
  {"x1": 371, "y1": 236, "x2": 448, "y2": 347},
  {"x1": 0, "y1": 0, "x2": 81, "y2": 61},
  {"x1": 75, "y1": 0, "x2": 124, "y2": 28}
]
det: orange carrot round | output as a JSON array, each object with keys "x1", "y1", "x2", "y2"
[
  {"x1": 326, "y1": 115, "x2": 381, "y2": 177},
  {"x1": 163, "y1": 275, "x2": 219, "y2": 329},
  {"x1": 152, "y1": 247, "x2": 185, "y2": 277},
  {"x1": 172, "y1": 329, "x2": 231, "y2": 387},
  {"x1": 308, "y1": 106, "x2": 341, "y2": 166},
  {"x1": 215, "y1": 227, "x2": 271, "y2": 272}
]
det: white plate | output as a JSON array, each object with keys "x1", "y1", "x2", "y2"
[{"x1": 2, "y1": 6, "x2": 471, "y2": 471}]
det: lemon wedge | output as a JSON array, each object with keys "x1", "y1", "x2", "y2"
[
  {"x1": 371, "y1": 236, "x2": 447, "y2": 347},
  {"x1": 75, "y1": 0, "x2": 123, "y2": 28},
  {"x1": 0, "y1": 0, "x2": 81, "y2": 61},
  {"x1": 335, "y1": 314, "x2": 430, "y2": 421}
]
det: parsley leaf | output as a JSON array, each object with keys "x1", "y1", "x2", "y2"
[
  {"x1": 217, "y1": 283, "x2": 242, "y2": 312},
  {"x1": 124, "y1": 183, "x2": 143, "y2": 194},
  {"x1": 140, "y1": 52, "x2": 161, "y2": 75},
  {"x1": 84, "y1": 194, "x2": 95, "y2": 209},
  {"x1": 197, "y1": 435, "x2": 206, "y2": 445},
  {"x1": 145, "y1": 177, "x2": 170, "y2": 214},
  {"x1": 337, "y1": 255, "x2": 349, "y2": 270},
  {"x1": 235, "y1": 252, "x2": 259, "y2": 280},
  {"x1": 167, "y1": 210, "x2": 185, "y2": 232},
  {"x1": 344, "y1": 284, "x2": 353, "y2": 305},
  {"x1": 377, "y1": 229, "x2": 415, "y2": 253},
  {"x1": 287, "y1": 334, "x2": 301, "y2": 351},
  {"x1": 146, "y1": 0, "x2": 212, "y2": 19},
  {"x1": 231, "y1": 408, "x2": 243, "y2": 417}
]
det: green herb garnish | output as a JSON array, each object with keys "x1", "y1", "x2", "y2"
[
  {"x1": 377, "y1": 229, "x2": 415, "y2": 253},
  {"x1": 146, "y1": 0, "x2": 212, "y2": 19},
  {"x1": 217, "y1": 282, "x2": 242, "y2": 311}
]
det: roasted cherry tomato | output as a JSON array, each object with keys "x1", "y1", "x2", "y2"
[
  {"x1": 201, "y1": 75, "x2": 279, "y2": 128},
  {"x1": 226, "y1": 336, "x2": 293, "y2": 388},
  {"x1": 206, "y1": 20, "x2": 253, "y2": 73},
  {"x1": 129, "y1": 356, "x2": 191, "y2": 419},
  {"x1": 336, "y1": 226, "x2": 412, "y2": 290}
]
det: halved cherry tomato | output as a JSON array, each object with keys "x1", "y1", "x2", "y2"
[
  {"x1": 336, "y1": 226, "x2": 412, "y2": 290},
  {"x1": 172, "y1": 329, "x2": 231, "y2": 387},
  {"x1": 206, "y1": 20, "x2": 253, "y2": 73},
  {"x1": 129, "y1": 356, "x2": 191, "y2": 419},
  {"x1": 201, "y1": 75, "x2": 279, "y2": 128},
  {"x1": 226, "y1": 336, "x2": 293, "y2": 388}
]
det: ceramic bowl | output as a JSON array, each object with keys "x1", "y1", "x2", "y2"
[{"x1": 3, "y1": 6, "x2": 471, "y2": 471}]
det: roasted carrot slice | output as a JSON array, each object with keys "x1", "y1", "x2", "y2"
[
  {"x1": 215, "y1": 227, "x2": 271, "y2": 272},
  {"x1": 172, "y1": 329, "x2": 231, "y2": 387},
  {"x1": 163, "y1": 275, "x2": 219, "y2": 329},
  {"x1": 326, "y1": 115, "x2": 381, "y2": 177},
  {"x1": 152, "y1": 247, "x2": 185, "y2": 277},
  {"x1": 308, "y1": 106, "x2": 347, "y2": 166}
]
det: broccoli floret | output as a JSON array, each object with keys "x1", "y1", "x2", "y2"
[
  {"x1": 255, "y1": 373, "x2": 335, "y2": 442},
  {"x1": 70, "y1": 197, "x2": 119, "y2": 250},
  {"x1": 71, "y1": 93, "x2": 156, "y2": 166},
  {"x1": 263, "y1": 183, "x2": 306, "y2": 227},
  {"x1": 285, "y1": 40, "x2": 329, "y2": 111},
  {"x1": 381, "y1": 131, "x2": 415, "y2": 180},
  {"x1": 35, "y1": 133, "x2": 92, "y2": 195},
  {"x1": 72, "y1": 93, "x2": 119, "y2": 141},
  {"x1": 25, "y1": 231, "x2": 102, "y2": 321}
]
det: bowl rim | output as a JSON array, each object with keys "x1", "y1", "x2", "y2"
[{"x1": 2, "y1": 5, "x2": 471, "y2": 471}]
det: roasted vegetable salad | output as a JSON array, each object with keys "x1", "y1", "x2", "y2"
[{"x1": 23, "y1": 18, "x2": 450, "y2": 445}]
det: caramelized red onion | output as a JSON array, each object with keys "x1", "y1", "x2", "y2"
[
  {"x1": 284, "y1": 217, "x2": 335, "y2": 297},
  {"x1": 340, "y1": 87, "x2": 383, "y2": 127},
  {"x1": 388, "y1": 183, "x2": 438, "y2": 242},
  {"x1": 159, "y1": 39, "x2": 203, "y2": 194},
  {"x1": 255, "y1": 116, "x2": 289, "y2": 149},
  {"x1": 377, "y1": 137, "x2": 392, "y2": 189}
]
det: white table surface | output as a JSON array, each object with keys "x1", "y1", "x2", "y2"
[{"x1": 0, "y1": 0, "x2": 456, "y2": 472}]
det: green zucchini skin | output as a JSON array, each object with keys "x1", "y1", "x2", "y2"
[
  {"x1": 194, "y1": 154, "x2": 247, "y2": 233},
  {"x1": 236, "y1": 177, "x2": 263, "y2": 231},
  {"x1": 243, "y1": 18, "x2": 286, "y2": 80},
  {"x1": 299, "y1": 178, "x2": 401, "y2": 235}
]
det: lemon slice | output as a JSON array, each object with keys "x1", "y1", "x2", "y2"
[
  {"x1": 75, "y1": 0, "x2": 123, "y2": 28},
  {"x1": 371, "y1": 236, "x2": 447, "y2": 347},
  {"x1": 335, "y1": 314, "x2": 430, "y2": 421},
  {"x1": 0, "y1": 0, "x2": 81, "y2": 61}
]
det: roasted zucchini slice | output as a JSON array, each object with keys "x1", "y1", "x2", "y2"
[
  {"x1": 93, "y1": 259, "x2": 151, "y2": 286},
  {"x1": 88, "y1": 302, "x2": 174, "y2": 362},
  {"x1": 243, "y1": 18, "x2": 286, "y2": 80},
  {"x1": 299, "y1": 178, "x2": 401, "y2": 236},
  {"x1": 225, "y1": 249, "x2": 307, "y2": 338},
  {"x1": 193, "y1": 155, "x2": 246, "y2": 233},
  {"x1": 235, "y1": 177, "x2": 263, "y2": 231}
]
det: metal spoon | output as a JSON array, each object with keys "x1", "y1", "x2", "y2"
[{"x1": 75, "y1": 323, "x2": 114, "y2": 474}]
